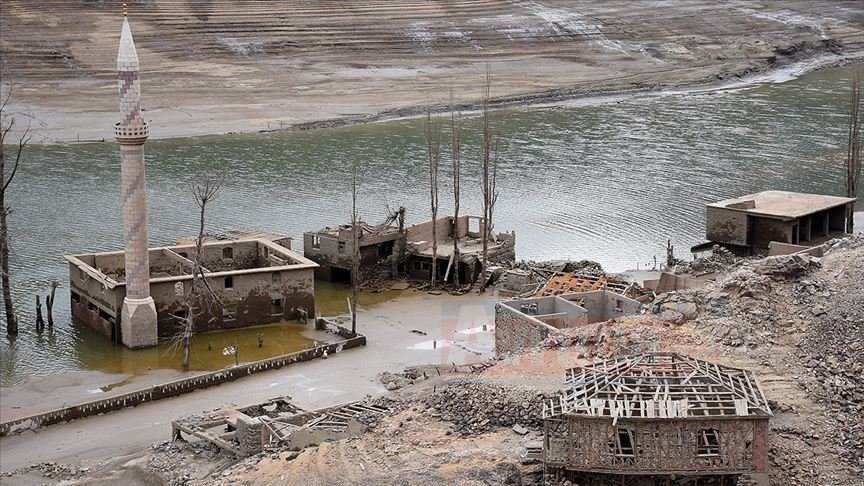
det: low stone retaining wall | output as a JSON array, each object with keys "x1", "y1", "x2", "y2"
[{"x1": 0, "y1": 331, "x2": 365, "y2": 437}]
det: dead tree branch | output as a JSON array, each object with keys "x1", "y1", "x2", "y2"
[
  {"x1": 1, "y1": 75, "x2": 31, "y2": 337},
  {"x1": 425, "y1": 110, "x2": 443, "y2": 287},
  {"x1": 846, "y1": 74, "x2": 862, "y2": 233},
  {"x1": 171, "y1": 176, "x2": 223, "y2": 372},
  {"x1": 350, "y1": 159, "x2": 360, "y2": 336},
  {"x1": 450, "y1": 92, "x2": 462, "y2": 289}
]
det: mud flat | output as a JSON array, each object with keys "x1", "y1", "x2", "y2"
[{"x1": 2, "y1": 1, "x2": 863, "y2": 142}]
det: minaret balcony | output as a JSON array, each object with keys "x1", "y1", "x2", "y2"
[{"x1": 114, "y1": 122, "x2": 150, "y2": 144}]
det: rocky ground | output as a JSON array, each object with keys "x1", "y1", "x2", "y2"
[
  {"x1": 2, "y1": 1, "x2": 863, "y2": 142},
  {"x1": 2, "y1": 235, "x2": 862, "y2": 485}
]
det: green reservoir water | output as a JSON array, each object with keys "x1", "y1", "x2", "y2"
[{"x1": 1, "y1": 65, "x2": 862, "y2": 385}]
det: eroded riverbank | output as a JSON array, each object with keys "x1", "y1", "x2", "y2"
[{"x1": 2, "y1": 1, "x2": 863, "y2": 142}]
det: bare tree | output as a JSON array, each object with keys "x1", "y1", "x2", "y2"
[
  {"x1": 350, "y1": 159, "x2": 360, "y2": 336},
  {"x1": 479, "y1": 68, "x2": 500, "y2": 293},
  {"x1": 846, "y1": 75, "x2": 862, "y2": 233},
  {"x1": 1, "y1": 77, "x2": 30, "y2": 337},
  {"x1": 425, "y1": 111, "x2": 443, "y2": 287},
  {"x1": 173, "y1": 177, "x2": 222, "y2": 372},
  {"x1": 450, "y1": 95, "x2": 462, "y2": 289}
]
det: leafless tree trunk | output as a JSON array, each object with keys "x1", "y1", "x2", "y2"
[
  {"x1": 46, "y1": 281, "x2": 58, "y2": 327},
  {"x1": 1, "y1": 77, "x2": 30, "y2": 337},
  {"x1": 846, "y1": 75, "x2": 862, "y2": 233},
  {"x1": 35, "y1": 295, "x2": 44, "y2": 332},
  {"x1": 350, "y1": 159, "x2": 360, "y2": 336},
  {"x1": 390, "y1": 206, "x2": 406, "y2": 278},
  {"x1": 173, "y1": 177, "x2": 222, "y2": 372},
  {"x1": 425, "y1": 111, "x2": 442, "y2": 287},
  {"x1": 479, "y1": 67, "x2": 500, "y2": 293},
  {"x1": 450, "y1": 96, "x2": 462, "y2": 289}
]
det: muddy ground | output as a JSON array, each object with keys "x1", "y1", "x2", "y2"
[{"x1": 2, "y1": 1, "x2": 863, "y2": 142}]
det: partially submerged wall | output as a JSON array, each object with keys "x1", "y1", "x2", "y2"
[{"x1": 0, "y1": 330, "x2": 365, "y2": 437}]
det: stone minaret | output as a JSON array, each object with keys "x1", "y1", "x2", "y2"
[{"x1": 116, "y1": 6, "x2": 157, "y2": 348}]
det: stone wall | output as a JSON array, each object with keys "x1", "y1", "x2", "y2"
[
  {"x1": 706, "y1": 206, "x2": 749, "y2": 247},
  {"x1": 494, "y1": 302, "x2": 560, "y2": 357},
  {"x1": 750, "y1": 217, "x2": 793, "y2": 249},
  {"x1": 236, "y1": 416, "x2": 263, "y2": 456},
  {"x1": 0, "y1": 331, "x2": 365, "y2": 437}
]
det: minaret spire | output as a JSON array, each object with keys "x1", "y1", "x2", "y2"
[{"x1": 115, "y1": 9, "x2": 157, "y2": 348}]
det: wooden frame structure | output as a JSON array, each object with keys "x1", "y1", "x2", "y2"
[{"x1": 543, "y1": 353, "x2": 771, "y2": 478}]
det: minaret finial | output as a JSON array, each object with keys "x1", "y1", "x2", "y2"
[{"x1": 122, "y1": 3, "x2": 128, "y2": 18}]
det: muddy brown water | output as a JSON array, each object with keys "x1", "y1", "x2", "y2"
[{"x1": 1, "y1": 64, "x2": 862, "y2": 385}]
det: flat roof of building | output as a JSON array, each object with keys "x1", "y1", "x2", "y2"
[{"x1": 708, "y1": 190, "x2": 856, "y2": 221}]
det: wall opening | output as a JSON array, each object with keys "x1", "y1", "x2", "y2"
[
  {"x1": 331, "y1": 266, "x2": 351, "y2": 283},
  {"x1": 270, "y1": 298, "x2": 284, "y2": 315},
  {"x1": 697, "y1": 429, "x2": 720, "y2": 456},
  {"x1": 71, "y1": 291, "x2": 81, "y2": 303},
  {"x1": 337, "y1": 241, "x2": 346, "y2": 254},
  {"x1": 312, "y1": 235, "x2": 321, "y2": 249},
  {"x1": 614, "y1": 428, "x2": 635, "y2": 457},
  {"x1": 272, "y1": 272, "x2": 281, "y2": 284},
  {"x1": 174, "y1": 281, "x2": 184, "y2": 296},
  {"x1": 224, "y1": 276, "x2": 234, "y2": 289},
  {"x1": 222, "y1": 247, "x2": 234, "y2": 260}
]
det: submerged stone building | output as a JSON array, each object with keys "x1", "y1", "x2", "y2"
[
  {"x1": 65, "y1": 238, "x2": 317, "y2": 344},
  {"x1": 303, "y1": 214, "x2": 515, "y2": 284},
  {"x1": 543, "y1": 353, "x2": 771, "y2": 485}
]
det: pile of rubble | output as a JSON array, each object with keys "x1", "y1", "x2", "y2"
[
  {"x1": 540, "y1": 315, "x2": 700, "y2": 359},
  {"x1": 0, "y1": 462, "x2": 87, "y2": 482},
  {"x1": 377, "y1": 366, "x2": 435, "y2": 391},
  {"x1": 796, "y1": 237, "x2": 864, "y2": 467},
  {"x1": 420, "y1": 377, "x2": 550, "y2": 436},
  {"x1": 509, "y1": 259, "x2": 605, "y2": 276},
  {"x1": 673, "y1": 244, "x2": 746, "y2": 275},
  {"x1": 146, "y1": 440, "x2": 230, "y2": 486}
]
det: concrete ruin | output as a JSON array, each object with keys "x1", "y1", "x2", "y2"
[
  {"x1": 303, "y1": 221, "x2": 401, "y2": 281},
  {"x1": 303, "y1": 215, "x2": 515, "y2": 284},
  {"x1": 494, "y1": 290, "x2": 641, "y2": 356},
  {"x1": 705, "y1": 191, "x2": 856, "y2": 253},
  {"x1": 171, "y1": 396, "x2": 390, "y2": 457},
  {"x1": 542, "y1": 352, "x2": 771, "y2": 486},
  {"x1": 65, "y1": 238, "x2": 317, "y2": 344}
]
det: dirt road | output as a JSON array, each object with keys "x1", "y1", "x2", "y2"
[{"x1": 2, "y1": 1, "x2": 863, "y2": 142}]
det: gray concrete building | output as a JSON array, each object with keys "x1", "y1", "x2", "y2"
[
  {"x1": 705, "y1": 191, "x2": 856, "y2": 253},
  {"x1": 65, "y1": 238, "x2": 317, "y2": 345},
  {"x1": 495, "y1": 290, "x2": 641, "y2": 356}
]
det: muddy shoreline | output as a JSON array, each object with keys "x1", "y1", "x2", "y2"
[
  {"x1": 4, "y1": 0, "x2": 863, "y2": 143},
  {"x1": 17, "y1": 50, "x2": 864, "y2": 145},
  {"x1": 267, "y1": 51, "x2": 864, "y2": 136}
]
